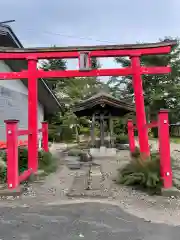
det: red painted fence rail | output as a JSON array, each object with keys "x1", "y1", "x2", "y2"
[{"x1": 4, "y1": 119, "x2": 49, "y2": 190}]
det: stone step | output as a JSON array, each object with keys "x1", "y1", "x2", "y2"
[
  {"x1": 172, "y1": 169, "x2": 180, "y2": 175},
  {"x1": 67, "y1": 166, "x2": 90, "y2": 197},
  {"x1": 64, "y1": 156, "x2": 81, "y2": 169},
  {"x1": 89, "y1": 165, "x2": 102, "y2": 190},
  {"x1": 173, "y1": 178, "x2": 180, "y2": 189},
  {"x1": 67, "y1": 174, "x2": 89, "y2": 197},
  {"x1": 67, "y1": 163, "x2": 112, "y2": 199}
]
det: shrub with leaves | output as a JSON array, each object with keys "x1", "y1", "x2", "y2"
[
  {"x1": 38, "y1": 150, "x2": 58, "y2": 174},
  {"x1": 115, "y1": 134, "x2": 129, "y2": 144},
  {"x1": 130, "y1": 147, "x2": 140, "y2": 159},
  {"x1": 67, "y1": 148, "x2": 92, "y2": 162},
  {"x1": 0, "y1": 152, "x2": 7, "y2": 184},
  {"x1": 68, "y1": 148, "x2": 83, "y2": 157},
  {"x1": 117, "y1": 153, "x2": 162, "y2": 194},
  {"x1": 0, "y1": 147, "x2": 58, "y2": 184}
]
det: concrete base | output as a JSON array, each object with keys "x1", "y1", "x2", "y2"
[
  {"x1": 0, "y1": 186, "x2": 24, "y2": 197},
  {"x1": 161, "y1": 187, "x2": 180, "y2": 197},
  {"x1": 67, "y1": 163, "x2": 81, "y2": 170},
  {"x1": 90, "y1": 147, "x2": 117, "y2": 158},
  {"x1": 64, "y1": 156, "x2": 81, "y2": 169},
  {"x1": 116, "y1": 143, "x2": 129, "y2": 150}
]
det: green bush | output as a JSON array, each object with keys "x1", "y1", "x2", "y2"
[
  {"x1": 115, "y1": 135, "x2": 129, "y2": 144},
  {"x1": 38, "y1": 150, "x2": 58, "y2": 174},
  {"x1": 60, "y1": 126, "x2": 75, "y2": 142},
  {"x1": 68, "y1": 148, "x2": 83, "y2": 157},
  {"x1": 0, "y1": 153, "x2": 7, "y2": 184},
  {"x1": 0, "y1": 147, "x2": 58, "y2": 184},
  {"x1": 48, "y1": 124, "x2": 75, "y2": 143},
  {"x1": 48, "y1": 128, "x2": 61, "y2": 142},
  {"x1": 67, "y1": 148, "x2": 92, "y2": 162},
  {"x1": 80, "y1": 127, "x2": 90, "y2": 135},
  {"x1": 117, "y1": 153, "x2": 162, "y2": 194},
  {"x1": 130, "y1": 147, "x2": 140, "y2": 159},
  {"x1": 151, "y1": 127, "x2": 158, "y2": 138}
]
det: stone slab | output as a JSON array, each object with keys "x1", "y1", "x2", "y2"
[
  {"x1": 67, "y1": 163, "x2": 81, "y2": 170},
  {"x1": 64, "y1": 156, "x2": 80, "y2": 162},
  {"x1": 90, "y1": 165, "x2": 102, "y2": 190},
  {"x1": 0, "y1": 185, "x2": 24, "y2": 196},
  {"x1": 67, "y1": 174, "x2": 89, "y2": 197},
  {"x1": 90, "y1": 148, "x2": 117, "y2": 158},
  {"x1": 162, "y1": 187, "x2": 180, "y2": 197}
]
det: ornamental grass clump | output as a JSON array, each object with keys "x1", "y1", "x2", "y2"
[{"x1": 117, "y1": 152, "x2": 162, "y2": 194}]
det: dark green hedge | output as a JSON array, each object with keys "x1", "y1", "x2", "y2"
[{"x1": 0, "y1": 147, "x2": 57, "y2": 184}]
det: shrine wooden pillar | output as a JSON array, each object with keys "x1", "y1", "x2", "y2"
[
  {"x1": 91, "y1": 113, "x2": 95, "y2": 147},
  {"x1": 109, "y1": 114, "x2": 114, "y2": 147},
  {"x1": 100, "y1": 113, "x2": 105, "y2": 146},
  {"x1": 131, "y1": 55, "x2": 150, "y2": 158}
]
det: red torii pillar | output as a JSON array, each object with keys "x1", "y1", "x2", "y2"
[
  {"x1": 28, "y1": 57, "x2": 38, "y2": 173},
  {"x1": 131, "y1": 55, "x2": 150, "y2": 158}
]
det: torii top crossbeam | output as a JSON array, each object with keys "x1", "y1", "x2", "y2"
[{"x1": 0, "y1": 40, "x2": 176, "y2": 59}]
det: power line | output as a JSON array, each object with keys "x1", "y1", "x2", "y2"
[
  {"x1": 0, "y1": 20, "x2": 15, "y2": 25},
  {"x1": 23, "y1": 27, "x2": 117, "y2": 44}
]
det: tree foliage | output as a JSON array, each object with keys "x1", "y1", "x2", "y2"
[
  {"x1": 40, "y1": 55, "x2": 104, "y2": 141},
  {"x1": 114, "y1": 38, "x2": 180, "y2": 124},
  {"x1": 40, "y1": 38, "x2": 180, "y2": 141}
]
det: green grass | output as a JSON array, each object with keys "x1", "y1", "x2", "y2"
[
  {"x1": 149, "y1": 136, "x2": 180, "y2": 144},
  {"x1": 170, "y1": 137, "x2": 180, "y2": 144}
]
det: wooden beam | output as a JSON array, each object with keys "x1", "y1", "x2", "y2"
[
  {"x1": 100, "y1": 113, "x2": 105, "y2": 146},
  {"x1": 0, "y1": 66, "x2": 170, "y2": 80},
  {"x1": 109, "y1": 115, "x2": 114, "y2": 147},
  {"x1": 0, "y1": 42, "x2": 175, "y2": 60},
  {"x1": 91, "y1": 114, "x2": 95, "y2": 147}
]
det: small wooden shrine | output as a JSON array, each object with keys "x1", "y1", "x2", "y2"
[{"x1": 73, "y1": 91, "x2": 135, "y2": 148}]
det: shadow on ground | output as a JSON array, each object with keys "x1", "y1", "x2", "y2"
[{"x1": 0, "y1": 202, "x2": 179, "y2": 240}]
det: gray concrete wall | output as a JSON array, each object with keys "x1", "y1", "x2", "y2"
[{"x1": 0, "y1": 60, "x2": 44, "y2": 140}]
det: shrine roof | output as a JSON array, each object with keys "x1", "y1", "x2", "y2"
[
  {"x1": 73, "y1": 91, "x2": 135, "y2": 117},
  {"x1": 0, "y1": 24, "x2": 63, "y2": 114},
  {"x1": 0, "y1": 40, "x2": 176, "y2": 53}
]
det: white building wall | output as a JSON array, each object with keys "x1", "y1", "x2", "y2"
[{"x1": 0, "y1": 61, "x2": 44, "y2": 140}]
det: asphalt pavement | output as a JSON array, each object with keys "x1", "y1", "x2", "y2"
[{"x1": 0, "y1": 202, "x2": 179, "y2": 240}]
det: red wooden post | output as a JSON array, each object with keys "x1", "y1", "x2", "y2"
[
  {"x1": 127, "y1": 119, "x2": 135, "y2": 153},
  {"x1": 41, "y1": 121, "x2": 49, "y2": 152},
  {"x1": 131, "y1": 55, "x2": 150, "y2": 158},
  {"x1": 4, "y1": 119, "x2": 19, "y2": 189},
  {"x1": 28, "y1": 57, "x2": 38, "y2": 173},
  {"x1": 158, "y1": 109, "x2": 172, "y2": 189}
]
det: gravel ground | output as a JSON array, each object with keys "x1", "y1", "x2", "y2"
[{"x1": 1, "y1": 142, "x2": 180, "y2": 229}]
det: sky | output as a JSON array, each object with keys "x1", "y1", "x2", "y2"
[{"x1": 0, "y1": 0, "x2": 179, "y2": 71}]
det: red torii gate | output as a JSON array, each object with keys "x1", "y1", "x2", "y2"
[{"x1": 0, "y1": 40, "x2": 176, "y2": 189}]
